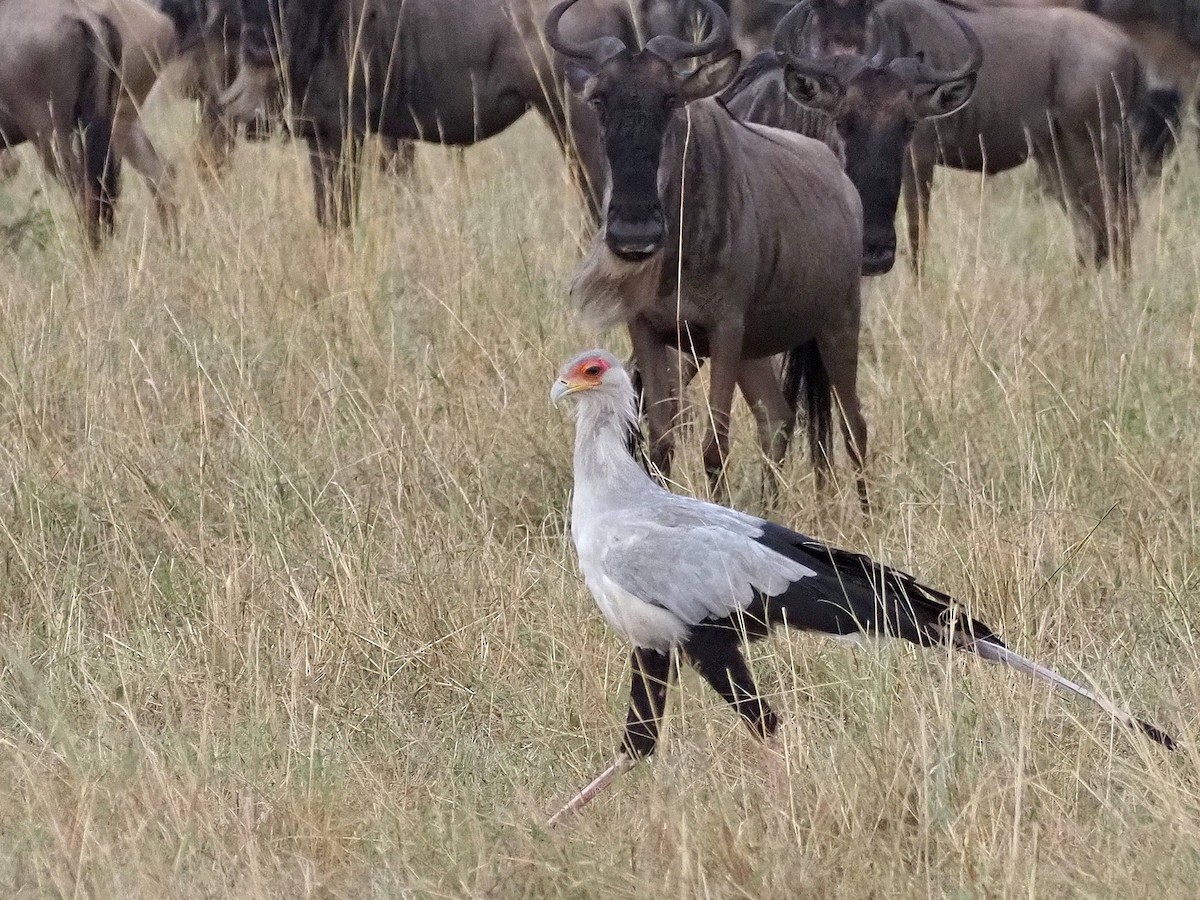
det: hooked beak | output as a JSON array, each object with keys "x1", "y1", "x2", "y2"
[{"x1": 550, "y1": 378, "x2": 590, "y2": 405}]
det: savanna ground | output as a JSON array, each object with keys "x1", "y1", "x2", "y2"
[{"x1": 0, "y1": 90, "x2": 1198, "y2": 898}]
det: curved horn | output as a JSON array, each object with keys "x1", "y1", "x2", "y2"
[
  {"x1": 644, "y1": 0, "x2": 731, "y2": 63},
  {"x1": 772, "y1": 0, "x2": 845, "y2": 83},
  {"x1": 897, "y1": 9, "x2": 983, "y2": 85},
  {"x1": 866, "y1": 9, "x2": 903, "y2": 67},
  {"x1": 545, "y1": 0, "x2": 628, "y2": 64},
  {"x1": 771, "y1": 0, "x2": 816, "y2": 59}
]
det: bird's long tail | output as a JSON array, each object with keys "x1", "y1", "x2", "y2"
[{"x1": 967, "y1": 637, "x2": 1177, "y2": 750}]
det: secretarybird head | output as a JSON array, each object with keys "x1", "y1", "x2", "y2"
[{"x1": 547, "y1": 349, "x2": 1177, "y2": 826}]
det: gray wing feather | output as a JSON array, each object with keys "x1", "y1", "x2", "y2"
[{"x1": 594, "y1": 497, "x2": 817, "y2": 625}]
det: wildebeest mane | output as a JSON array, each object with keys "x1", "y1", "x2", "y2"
[
  {"x1": 718, "y1": 50, "x2": 781, "y2": 104},
  {"x1": 717, "y1": 50, "x2": 838, "y2": 155}
]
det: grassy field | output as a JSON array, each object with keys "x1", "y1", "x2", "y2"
[{"x1": 0, "y1": 96, "x2": 1198, "y2": 898}]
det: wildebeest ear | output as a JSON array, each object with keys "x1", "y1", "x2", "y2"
[
  {"x1": 679, "y1": 51, "x2": 742, "y2": 103},
  {"x1": 783, "y1": 68, "x2": 844, "y2": 114},
  {"x1": 566, "y1": 62, "x2": 596, "y2": 95},
  {"x1": 914, "y1": 73, "x2": 977, "y2": 120}
]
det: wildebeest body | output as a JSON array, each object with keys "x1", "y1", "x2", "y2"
[
  {"x1": 984, "y1": 0, "x2": 1200, "y2": 172},
  {"x1": 226, "y1": 0, "x2": 693, "y2": 224},
  {"x1": 721, "y1": 2, "x2": 982, "y2": 275},
  {"x1": 578, "y1": 104, "x2": 861, "y2": 359},
  {"x1": 0, "y1": 0, "x2": 121, "y2": 244},
  {"x1": 750, "y1": 0, "x2": 1141, "y2": 273},
  {"x1": 554, "y1": 0, "x2": 867, "y2": 505},
  {"x1": 892, "y1": 0, "x2": 1140, "y2": 271}
]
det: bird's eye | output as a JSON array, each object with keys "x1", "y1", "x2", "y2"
[
  {"x1": 583, "y1": 364, "x2": 603, "y2": 377},
  {"x1": 589, "y1": 96, "x2": 604, "y2": 109}
]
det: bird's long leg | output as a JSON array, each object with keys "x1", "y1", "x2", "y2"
[
  {"x1": 546, "y1": 754, "x2": 635, "y2": 827},
  {"x1": 685, "y1": 626, "x2": 778, "y2": 739},
  {"x1": 623, "y1": 647, "x2": 676, "y2": 757},
  {"x1": 547, "y1": 648, "x2": 673, "y2": 827}
]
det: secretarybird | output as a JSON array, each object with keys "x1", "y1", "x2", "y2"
[{"x1": 548, "y1": 349, "x2": 1176, "y2": 824}]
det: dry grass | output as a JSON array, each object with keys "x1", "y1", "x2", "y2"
[{"x1": 0, "y1": 97, "x2": 1198, "y2": 898}]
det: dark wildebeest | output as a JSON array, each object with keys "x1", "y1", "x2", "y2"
[
  {"x1": 156, "y1": 0, "x2": 244, "y2": 174},
  {"x1": 155, "y1": 0, "x2": 416, "y2": 176},
  {"x1": 1086, "y1": 0, "x2": 1200, "y2": 172},
  {"x1": 548, "y1": 0, "x2": 869, "y2": 506},
  {"x1": 721, "y1": 1, "x2": 982, "y2": 274},
  {"x1": 0, "y1": 0, "x2": 121, "y2": 245},
  {"x1": 218, "y1": 0, "x2": 697, "y2": 226},
  {"x1": 724, "y1": 0, "x2": 788, "y2": 55},
  {"x1": 769, "y1": 0, "x2": 1142, "y2": 275},
  {"x1": 989, "y1": 0, "x2": 1200, "y2": 174},
  {"x1": 102, "y1": 0, "x2": 181, "y2": 231}
]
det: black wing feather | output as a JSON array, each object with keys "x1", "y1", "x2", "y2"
[{"x1": 752, "y1": 522, "x2": 1006, "y2": 649}]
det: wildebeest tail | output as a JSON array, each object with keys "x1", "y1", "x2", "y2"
[
  {"x1": 1134, "y1": 85, "x2": 1182, "y2": 176},
  {"x1": 74, "y1": 15, "x2": 122, "y2": 237},
  {"x1": 1126, "y1": 49, "x2": 1180, "y2": 178},
  {"x1": 782, "y1": 340, "x2": 832, "y2": 477}
]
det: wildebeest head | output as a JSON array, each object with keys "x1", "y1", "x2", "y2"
[
  {"x1": 774, "y1": 0, "x2": 981, "y2": 274},
  {"x1": 548, "y1": 0, "x2": 739, "y2": 261},
  {"x1": 220, "y1": 0, "x2": 289, "y2": 124},
  {"x1": 804, "y1": 0, "x2": 878, "y2": 55}
]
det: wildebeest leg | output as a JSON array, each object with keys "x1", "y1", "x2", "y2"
[
  {"x1": 1035, "y1": 126, "x2": 1109, "y2": 271},
  {"x1": 701, "y1": 320, "x2": 746, "y2": 500},
  {"x1": 42, "y1": 108, "x2": 118, "y2": 248},
  {"x1": 1063, "y1": 121, "x2": 1135, "y2": 276},
  {"x1": 902, "y1": 148, "x2": 935, "y2": 278},
  {"x1": 684, "y1": 625, "x2": 778, "y2": 740},
  {"x1": 737, "y1": 356, "x2": 793, "y2": 504},
  {"x1": 112, "y1": 108, "x2": 178, "y2": 238},
  {"x1": 629, "y1": 319, "x2": 682, "y2": 480},
  {"x1": 817, "y1": 323, "x2": 869, "y2": 515},
  {"x1": 0, "y1": 149, "x2": 20, "y2": 182},
  {"x1": 307, "y1": 129, "x2": 361, "y2": 228},
  {"x1": 379, "y1": 135, "x2": 416, "y2": 179},
  {"x1": 196, "y1": 91, "x2": 235, "y2": 177},
  {"x1": 1065, "y1": 129, "x2": 1112, "y2": 270}
]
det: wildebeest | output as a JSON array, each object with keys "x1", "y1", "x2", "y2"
[
  {"x1": 991, "y1": 0, "x2": 1200, "y2": 174},
  {"x1": 218, "y1": 0, "x2": 697, "y2": 227},
  {"x1": 1082, "y1": 0, "x2": 1197, "y2": 173},
  {"x1": 724, "y1": 0, "x2": 788, "y2": 54},
  {"x1": 722, "y1": 0, "x2": 982, "y2": 274},
  {"x1": 101, "y1": 0, "x2": 181, "y2": 231},
  {"x1": 549, "y1": 0, "x2": 869, "y2": 506},
  {"x1": 156, "y1": 0, "x2": 242, "y2": 173},
  {"x1": 2, "y1": 0, "x2": 183, "y2": 236},
  {"x1": 764, "y1": 0, "x2": 1142, "y2": 274},
  {"x1": 0, "y1": 0, "x2": 121, "y2": 245}
]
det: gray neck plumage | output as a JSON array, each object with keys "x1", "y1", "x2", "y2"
[{"x1": 572, "y1": 386, "x2": 658, "y2": 509}]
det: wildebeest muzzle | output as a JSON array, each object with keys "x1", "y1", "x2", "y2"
[
  {"x1": 861, "y1": 231, "x2": 897, "y2": 276},
  {"x1": 605, "y1": 205, "x2": 666, "y2": 261}
]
